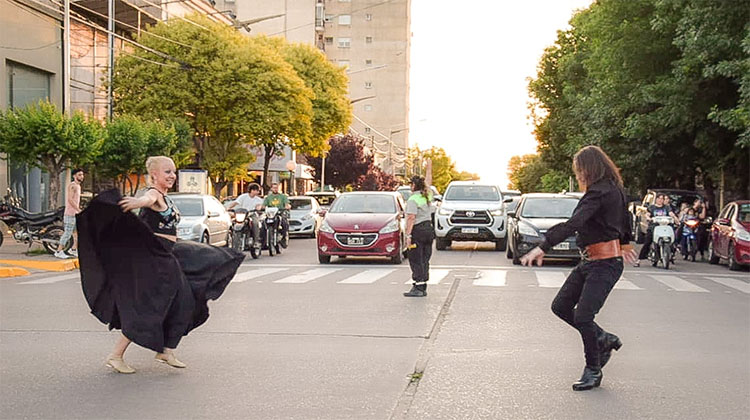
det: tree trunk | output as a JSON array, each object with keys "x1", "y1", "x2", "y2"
[
  {"x1": 211, "y1": 177, "x2": 227, "y2": 198},
  {"x1": 262, "y1": 144, "x2": 275, "y2": 194},
  {"x1": 44, "y1": 160, "x2": 62, "y2": 210}
]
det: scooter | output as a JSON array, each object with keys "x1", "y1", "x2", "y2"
[
  {"x1": 681, "y1": 218, "x2": 700, "y2": 262},
  {"x1": 0, "y1": 202, "x2": 68, "y2": 254},
  {"x1": 229, "y1": 207, "x2": 262, "y2": 259},
  {"x1": 648, "y1": 215, "x2": 675, "y2": 269}
]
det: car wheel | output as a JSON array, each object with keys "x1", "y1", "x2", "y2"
[
  {"x1": 435, "y1": 237, "x2": 449, "y2": 250},
  {"x1": 391, "y1": 242, "x2": 403, "y2": 264},
  {"x1": 318, "y1": 253, "x2": 331, "y2": 264},
  {"x1": 728, "y1": 243, "x2": 741, "y2": 271},
  {"x1": 708, "y1": 240, "x2": 720, "y2": 264},
  {"x1": 495, "y1": 238, "x2": 507, "y2": 252},
  {"x1": 201, "y1": 231, "x2": 210, "y2": 244}
]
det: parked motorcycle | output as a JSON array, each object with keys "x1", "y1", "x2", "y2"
[
  {"x1": 648, "y1": 215, "x2": 675, "y2": 269},
  {"x1": 681, "y1": 218, "x2": 700, "y2": 261},
  {"x1": 0, "y1": 203, "x2": 68, "y2": 254},
  {"x1": 262, "y1": 207, "x2": 290, "y2": 256},
  {"x1": 230, "y1": 207, "x2": 262, "y2": 259}
]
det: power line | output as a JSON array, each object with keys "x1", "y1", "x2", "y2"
[
  {"x1": 0, "y1": 40, "x2": 59, "y2": 51},
  {"x1": 268, "y1": 0, "x2": 397, "y2": 37}
]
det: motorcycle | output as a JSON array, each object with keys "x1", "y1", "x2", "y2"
[
  {"x1": 0, "y1": 202, "x2": 68, "y2": 254},
  {"x1": 230, "y1": 207, "x2": 262, "y2": 259},
  {"x1": 681, "y1": 218, "x2": 700, "y2": 261},
  {"x1": 262, "y1": 207, "x2": 289, "y2": 256},
  {"x1": 648, "y1": 215, "x2": 675, "y2": 269}
]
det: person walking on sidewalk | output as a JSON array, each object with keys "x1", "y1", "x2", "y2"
[
  {"x1": 520, "y1": 145, "x2": 638, "y2": 391},
  {"x1": 403, "y1": 176, "x2": 435, "y2": 297},
  {"x1": 55, "y1": 168, "x2": 84, "y2": 259}
]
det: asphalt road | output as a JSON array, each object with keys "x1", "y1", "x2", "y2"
[{"x1": 1, "y1": 238, "x2": 748, "y2": 419}]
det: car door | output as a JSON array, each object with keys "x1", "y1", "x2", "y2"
[
  {"x1": 205, "y1": 197, "x2": 225, "y2": 245},
  {"x1": 715, "y1": 204, "x2": 733, "y2": 257}
]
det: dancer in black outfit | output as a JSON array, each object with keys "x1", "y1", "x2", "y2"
[
  {"x1": 520, "y1": 146, "x2": 638, "y2": 391},
  {"x1": 77, "y1": 156, "x2": 244, "y2": 373}
]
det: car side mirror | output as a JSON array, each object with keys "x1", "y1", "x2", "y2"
[
  {"x1": 503, "y1": 197, "x2": 513, "y2": 203},
  {"x1": 507, "y1": 211, "x2": 516, "y2": 218},
  {"x1": 208, "y1": 211, "x2": 220, "y2": 218},
  {"x1": 318, "y1": 209, "x2": 327, "y2": 217}
]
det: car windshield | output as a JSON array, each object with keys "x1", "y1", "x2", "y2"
[
  {"x1": 397, "y1": 188, "x2": 412, "y2": 201},
  {"x1": 739, "y1": 204, "x2": 750, "y2": 222},
  {"x1": 444, "y1": 185, "x2": 500, "y2": 201},
  {"x1": 506, "y1": 197, "x2": 522, "y2": 212},
  {"x1": 171, "y1": 197, "x2": 204, "y2": 217},
  {"x1": 290, "y1": 199, "x2": 312, "y2": 210},
  {"x1": 309, "y1": 194, "x2": 335, "y2": 206},
  {"x1": 521, "y1": 198, "x2": 579, "y2": 218},
  {"x1": 329, "y1": 194, "x2": 396, "y2": 214}
]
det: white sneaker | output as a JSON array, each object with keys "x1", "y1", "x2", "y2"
[
  {"x1": 54, "y1": 250, "x2": 70, "y2": 259},
  {"x1": 68, "y1": 249, "x2": 78, "y2": 257}
]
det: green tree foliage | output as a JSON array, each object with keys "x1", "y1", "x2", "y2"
[
  {"x1": 0, "y1": 101, "x2": 102, "y2": 208},
  {"x1": 525, "y1": 0, "x2": 749, "y2": 202},
  {"x1": 507, "y1": 154, "x2": 546, "y2": 193}
]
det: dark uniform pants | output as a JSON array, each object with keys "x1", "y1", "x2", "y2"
[
  {"x1": 408, "y1": 221, "x2": 434, "y2": 290},
  {"x1": 551, "y1": 257, "x2": 623, "y2": 369}
]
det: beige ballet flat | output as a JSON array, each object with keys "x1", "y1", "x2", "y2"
[
  {"x1": 155, "y1": 352, "x2": 187, "y2": 368},
  {"x1": 105, "y1": 355, "x2": 135, "y2": 374}
]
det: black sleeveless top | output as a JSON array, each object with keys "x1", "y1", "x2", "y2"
[{"x1": 139, "y1": 188, "x2": 180, "y2": 235}]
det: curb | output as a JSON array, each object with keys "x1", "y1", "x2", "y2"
[
  {"x1": 0, "y1": 259, "x2": 78, "y2": 272},
  {"x1": 0, "y1": 266, "x2": 31, "y2": 277}
]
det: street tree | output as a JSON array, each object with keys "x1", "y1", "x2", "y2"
[
  {"x1": 0, "y1": 101, "x2": 102, "y2": 208},
  {"x1": 304, "y1": 134, "x2": 373, "y2": 190}
]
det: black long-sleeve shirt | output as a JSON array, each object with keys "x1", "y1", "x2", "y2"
[{"x1": 539, "y1": 179, "x2": 632, "y2": 253}]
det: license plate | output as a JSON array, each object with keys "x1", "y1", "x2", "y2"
[
  {"x1": 461, "y1": 227, "x2": 479, "y2": 234},
  {"x1": 347, "y1": 237, "x2": 364, "y2": 245},
  {"x1": 553, "y1": 242, "x2": 570, "y2": 250}
]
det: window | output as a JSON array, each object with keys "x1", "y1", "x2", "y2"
[
  {"x1": 324, "y1": 37, "x2": 333, "y2": 44},
  {"x1": 365, "y1": 13, "x2": 372, "y2": 21},
  {"x1": 338, "y1": 15, "x2": 351, "y2": 25},
  {"x1": 365, "y1": 81, "x2": 372, "y2": 89},
  {"x1": 365, "y1": 59, "x2": 372, "y2": 66},
  {"x1": 337, "y1": 37, "x2": 351, "y2": 48},
  {"x1": 364, "y1": 127, "x2": 371, "y2": 134},
  {"x1": 338, "y1": 0, "x2": 351, "y2": 2},
  {"x1": 338, "y1": 60, "x2": 350, "y2": 68},
  {"x1": 364, "y1": 104, "x2": 372, "y2": 111},
  {"x1": 324, "y1": 14, "x2": 334, "y2": 22},
  {"x1": 365, "y1": 36, "x2": 373, "y2": 44}
]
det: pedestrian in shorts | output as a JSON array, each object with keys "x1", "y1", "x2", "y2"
[{"x1": 55, "y1": 168, "x2": 84, "y2": 259}]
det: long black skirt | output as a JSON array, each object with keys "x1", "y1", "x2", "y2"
[{"x1": 77, "y1": 189, "x2": 244, "y2": 352}]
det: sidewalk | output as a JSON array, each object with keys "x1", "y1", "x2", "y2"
[{"x1": 0, "y1": 235, "x2": 78, "y2": 277}]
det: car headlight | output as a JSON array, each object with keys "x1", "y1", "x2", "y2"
[
  {"x1": 319, "y1": 219, "x2": 334, "y2": 233},
  {"x1": 438, "y1": 207, "x2": 452, "y2": 216},
  {"x1": 178, "y1": 227, "x2": 192, "y2": 235},
  {"x1": 234, "y1": 213, "x2": 246, "y2": 223},
  {"x1": 379, "y1": 219, "x2": 399, "y2": 234},
  {"x1": 518, "y1": 222, "x2": 539, "y2": 237},
  {"x1": 490, "y1": 208, "x2": 504, "y2": 216},
  {"x1": 736, "y1": 229, "x2": 750, "y2": 242},
  {"x1": 302, "y1": 213, "x2": 313, "y2": 221}
]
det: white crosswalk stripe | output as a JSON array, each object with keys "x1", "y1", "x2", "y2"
[
  {"x1": 652, "y1": 275, "x2": 709, "y2": 293},
  {"x1": 18, "y1": 273, "x2": 80, "y2": 285},
  {"x1": 273, "y1": 268, "x2": 342, "y2": 284},
  {"x1": 614, "y1": 277, "x2": 643, "y2": 290},
  {"x1": 338, "y1": 269, "x2": 396, "y2": 284},
  {"x1": 536, "y1": 271, "x2": 566, "y2": 288},
  {"x1": 232, "y1": 268, "x2": 288, "y2": 283},
  {"x1": 706, "y1": 277, "x2": 750, "y2": 294},
  {"x1": 473, "y1": 270, "x2": 507, "y2": 287}
]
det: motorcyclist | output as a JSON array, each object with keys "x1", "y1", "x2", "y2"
[
  {"x1": 679, "y1": 207, "x2": 699, "y2": 260},
  {"x1": 261, "y1": 182, "x2": 291, "y2": 247},
  {"x1": 228, "y1": 183, "x2": 263, "y2": 248},
  {"x1": 635, "y1": 193, "x2": 678, "y2": 267}
]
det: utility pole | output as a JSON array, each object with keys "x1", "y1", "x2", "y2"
[
  {"x1": 107, "y1": 0, "x2": 115, "y2": 119},
  {"x1": 63, "y1": 0, "x2": 70, "y2": 113},
  {"x1": 321, "y1": 155, "x2": 326, "y2": 191}
]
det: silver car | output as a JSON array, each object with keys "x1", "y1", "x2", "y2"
[
  {"x1": 288, "y1": 196, "x2": 322, "y2": 238},
  {"x1": 170, "y1": 193, "x2": 232, "y2": 246}
]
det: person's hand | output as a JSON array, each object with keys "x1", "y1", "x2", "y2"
[
  {"x1": 118, "y1": 197, "x2": 141, "y2": 212},
  {"x1": 623, "y1": 248, "x2": 638, "y2": 264},
  {"x1": 520, "y1": 247, "x2": 545, "y2": 266},
  {"x1": 405, "y1": 235, "x2": 412, "y2": 248}
]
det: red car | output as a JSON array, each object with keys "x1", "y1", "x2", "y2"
[
  {"x1": 709, "y1": 200, "x2": 750, "y2": 270},
  {"x1": 317, "y1": 191, "x2": 408, "y2": 264}
]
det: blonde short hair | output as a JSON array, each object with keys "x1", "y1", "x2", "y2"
[{"x1": 145, "y1": 156, "x2": 175, "y2": 184}]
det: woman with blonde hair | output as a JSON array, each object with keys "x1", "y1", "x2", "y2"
[
  {"x1": 521, "y1": 145, "x2": 637, "y2": 391},
  {"x1": 77, "y1": 156, "x2": 244, "y2": 373}
]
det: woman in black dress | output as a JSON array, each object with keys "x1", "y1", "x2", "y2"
[
  {"x1": 520, "y1": 146, "x2": 638, "y2": 391},
  {"x1": 77, "y1": 156, "x2": 244, "y2": 373}
]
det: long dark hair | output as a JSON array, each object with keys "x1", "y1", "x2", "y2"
[
  {"x1": 572, "y1": 145, "x2": 623, "y2": 191},
  {"x1": 411, "y1": 176, "x2": 429, "y2": 199}
]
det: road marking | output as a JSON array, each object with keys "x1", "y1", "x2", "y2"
[
  {"x1": 536, "y1": 271, "x2": 566, "y2": 288},
  {"x1": 18, "y1": 273, "x2": 80, "y2": 285},
  {"x1": 651, "y1": 275, "x2": 709, "y2": 293},
  {"x1": 706, "y1": 277, "x2": 750, "y2": 294},
  {"x1": 338, "y1": 269, "x2": 396, "y2": 284},
  {"x1": 614, "y1": 277, "x2": 642, "y2": 290},
  {"x1": 406, "y1": 269, "x2": 451, "y2": 285},
  {"x1": 473, "y1": 270, "x2": 507, "y2": 287},
  {"x1": 274, "y1": 268, "x2": 342, "y2": 284},
  {"x1": 232, "y1": 268, "x2": 287, "y2": 283}
]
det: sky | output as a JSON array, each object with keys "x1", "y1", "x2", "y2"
[{"x1": 409, "y1": 0, "x2": 593, "y2": 189}]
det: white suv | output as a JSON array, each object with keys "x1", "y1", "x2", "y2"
[{"x1": 434, "y1": 181, "x2": 511, "y2": 251}]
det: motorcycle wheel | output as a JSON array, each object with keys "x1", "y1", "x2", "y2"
[
  {"x1": 661, "y1": 242, "x2": 671, "y2": 269},
  {"x1": 232, "y1": 233, "x2": 245, "y2": 253},
  {"x1": 650, "y1": 245, "x2": 658, "y2": 267},
  {"x1": 268, "y1": 230, "x2": 275, "y2": 256},
  {"x1": 280, "y1": 231, "x2": 289, "y2": 249},
  {"x1": 275, "y1": 242, "x2": 282, "y2": 255},
  {"x1": 42, "y1": 226, "x2": 67, "y2": 254}
]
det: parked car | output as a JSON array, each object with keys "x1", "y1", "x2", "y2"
[
  {"x1": 305, "y1": 191, "x2": 340, "y2": 210},
  {"x1": 288, "y1": 196, "x2": 322, "y2": 238},
  {"x1": 434, "y1": 181, "x2": 511, "y2": 251},
  {"x1": 316, "y1": 191, "x2": 407, "y2": 264},
  {"x1": 506, "y1": 193, "x2": 581, "y2": 265},
  {"x1": 170, "y1": 193, "x2": 232, "y2": 246},
  {"x1": 709, "y1": 200, "x2": 750, "y2": 270},
  {"x1": 632, "y1": 189, "x2": 705, "y2": 243}
]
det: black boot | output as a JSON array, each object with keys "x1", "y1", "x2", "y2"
[
  {"x1": 598, "y1": 332, "x2": 623, "y2": 368},
  {"x1": 572, "y1": 367, "x2": 603, "y2": 391},
  {"x1": 403, "y1": 285, "x2": 427, "y2": 297}
]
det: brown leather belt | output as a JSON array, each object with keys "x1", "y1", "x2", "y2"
[{"x1": 583, "y1": 239, "x2": 622, "y2": 260}]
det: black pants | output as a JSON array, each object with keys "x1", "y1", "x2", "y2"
[
  {"x1": 551, "y1": 257, "x2": 623, "y2": 369},
  {"x1": 638, "y1": 226, "x2": 654, "y2": 260},
  {"x1": 408, "y1": 221, "x2": 434, "y2": 290}
]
